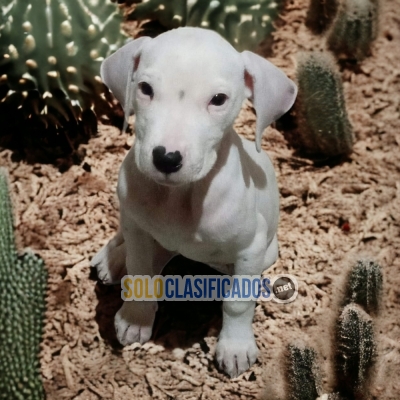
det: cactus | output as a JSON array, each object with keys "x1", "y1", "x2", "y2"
[
  {"x1": 326, "y1": 394, "x2": 343, "y2": 400},
  {"x1": 0, "y1": 168, "x2": 47, "y2": 400},
  {"x1": 286, "y1": 306, "x2": 376, "y2": 399},
  {"x1": 336, "y1": 304, "x2": 375, "y2": 395},
  {"x1": 125, "y1": 0, "x2": 187, "y2": 29},
  {"x1": 287, "y1": 345, "x2": 321, "y2": 400},
  {"x1": 116, "y1": 0, "x2": 283, "y2": 52},
  {"x1": 346, "y1": 260, "x2": 383, "y2": 314},
  {"x1": 286, "y1": 259, "x2": 382, "y2": 399},
  {"x1": 327, "y1": 0, "x2": 380, "y2": 61},
  {"x1": 0, "y1": 0, "x2": 127, "y2": 162},
  {"x1": 305, "y1": 0, "x2": 338, "y2": 34},
  {"x1": 296, "y1": 51, "x2": 354, "y2": 157}
]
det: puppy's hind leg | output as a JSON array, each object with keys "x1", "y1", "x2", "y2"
[{"x1": 91, "y1": 229, "x2": 127, "y2": 285}]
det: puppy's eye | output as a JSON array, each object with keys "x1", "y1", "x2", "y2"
[
  {"x1": 210, "y1": 93, "x2": 227, "y2": 106},
  {"x1": 138, "y1": 82, "x2": 154, "y2": 98}
]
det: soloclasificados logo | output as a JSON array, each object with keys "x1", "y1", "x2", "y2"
[{"x1": 121, "y1": 275, "x2": 298, "y2": 304}]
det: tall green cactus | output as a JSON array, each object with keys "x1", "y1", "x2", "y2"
[
  {"x1": 336, "y1": 304, "x2": 375, "y2": 395},
  {"x1": 286, "y1": 345, "x2": 321, "y2": 400},
  {"x1": 346, "y1": 260, "x2": 383, "y2": 314},
  {"x1": 0, "y1": 168, "x2": 47, "y2": 400},
  {"x1": 327, "y1": 0, "x2": 380, "y2": 61},
  {"x1": 0, "y1": 0, "x2": 127, "y2": 161},
  {"x1": 117, "y1": 0, "x2": 283, "y2": 52},
  {"x1": 296, "y1": 51, "x2": 354, "y2": 157}
]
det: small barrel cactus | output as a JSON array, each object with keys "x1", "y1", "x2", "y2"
[
  {"x1": 116, "y1": 0, "x2": 283, "y2": 52},
  {"x1": 296, "y1": 51, "x2": 354, "y2": 157},
  {"x1": 327, "y1": 0, "x2": 380, "y2": 61},
  {"x1": 336, "y1": 304, "x2": 375, "y2": 395},
  {"x1": 306, "y1": 0, "x2": 338, "y2": 34},
  {"x1": 0, "y1": 168, "x2": 48, "y2": 400},
  {"x1": 0, "y1": 0, "x2": 127, "y2": 162},
  {"x1": 346, "y1": 259, "x2": 383, "y2": 314},
  {"x1": 287, "y1": 344, "x2": 321, "y2": 400}
]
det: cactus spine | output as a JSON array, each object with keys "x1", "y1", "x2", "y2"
[
  {"x1": 346, "y1": 259, "x2": 383, "y2": 313},
  {"x1": 327, "y1": 0, "x2": 380, "y2": 61},
  {"x1": 0, "y1": 168, "x2": 47, "y2": 400},
  {"x1": 296, "y1": 51, "x2": 354, "y2": 157}
]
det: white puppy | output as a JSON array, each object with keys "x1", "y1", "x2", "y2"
[{"x1": 91, "y1": 27, "x2": 297, "y2": 378}]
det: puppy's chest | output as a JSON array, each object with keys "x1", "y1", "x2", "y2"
[
  {"x1": 130, "y1": 186, "x2": 237, "y2": 257},
  {"x1": 133, "y1": 189, "x2": 200, "y2": 242}
]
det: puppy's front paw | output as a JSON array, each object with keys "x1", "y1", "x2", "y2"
[
  {"x1": 115, "y1": 301, "x2": 157, "y2": 346},
  {"x1": 216, "y1": 331, "x2": 259, "y2": 378},
  {"x1": 91, "y1": 240, "x2": 126, "y2": 285}
]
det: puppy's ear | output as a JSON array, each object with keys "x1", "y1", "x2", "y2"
[
  {"x1": 241, "y1": 51, "x2": 297, "y2": 152},
  {"x1": 101, "y1": 37, "x2": 151, "y2": 128}
]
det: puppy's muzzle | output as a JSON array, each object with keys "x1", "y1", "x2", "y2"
[{"x1": 152, "y1": 146, "x2": 183, "y2": 174}]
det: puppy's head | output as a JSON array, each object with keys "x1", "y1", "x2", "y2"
[{"x1": 101, "y1": 28, "x2": 297, "y2": 186}]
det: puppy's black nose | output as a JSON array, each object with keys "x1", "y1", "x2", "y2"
[{"x1": 152, "y1": 146, "x2": 183, "y2": 174}]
